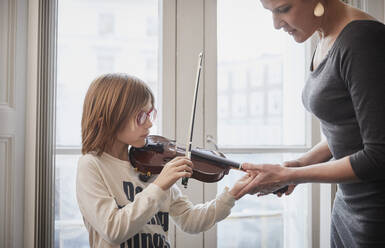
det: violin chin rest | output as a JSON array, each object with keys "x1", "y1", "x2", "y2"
[{"x1": 138, "y1": 173, "x2": 151, "y2": 182}]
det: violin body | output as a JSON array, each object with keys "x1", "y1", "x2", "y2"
[{"x1": 129, "y1": 135, "x2": 241, "y2": 183}]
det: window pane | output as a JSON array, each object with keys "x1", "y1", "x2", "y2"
[
  {"x1": 217, "y1": 0, "x2": 306, "y2": 147},
  {"x1": 55, "y1": 1, "x2": 160, "y2": 247},
  {"x1": 217, "y1": 154, "x2": 309, "y2": 248},
  {"x1": 55, "y1": 154, "x2": 89, "y2": 247},
  {"x1": 56, "y1": 0, "x2": 160, "y2": 147}
]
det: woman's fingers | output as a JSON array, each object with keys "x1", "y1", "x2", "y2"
[
  {"x1": 241, "y1": 163, "x2": 263, "y2": 171},
  {"x1": 285, "y1": 184, "x2": 296, "y2": 195}
]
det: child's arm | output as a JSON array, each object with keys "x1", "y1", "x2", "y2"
[
  {"x1": 76, "y1": 157, "x2": 166, "y2": 245},
  {"x1": 169, "y1": 174, "x2": 252, "y2": 234},
  {"x1": 76, "y1": 155, "x2": 193, "y2": 245}
]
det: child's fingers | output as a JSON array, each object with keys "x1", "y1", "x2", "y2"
[
  {"x1": 175, "y1": 164, "x2": 193, "y2": 173},
  {"x1": 236, "y1": 178, "x2": 259, "y2": 199},
  {"x1": 171, "y1": 157, "x2": 193, "y2": 167},
  {"x1": 178, "y1": 171, "x2": 192, "y2": 178},
  {"x1": 169, "y1": 156, "x2": 190, "y2": 164},
  {"x1": 241, "y1": 174, "x2": 255, "y2": 185}
]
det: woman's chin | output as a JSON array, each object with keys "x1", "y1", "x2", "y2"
[{"x1": 292, "y1": 34, "x2": 306, "y2": 43}]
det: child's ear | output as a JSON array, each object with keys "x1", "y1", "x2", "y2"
[{"x1": 129, "y1": 118, "x2": 138, "y2": 130}]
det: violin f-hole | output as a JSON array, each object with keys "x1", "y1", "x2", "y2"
[{"x1": 163, "y1": 157, "x2": 172, "y2": 163}]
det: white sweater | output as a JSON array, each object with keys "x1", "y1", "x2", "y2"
[{"x1": 76, "y1": 152, "x2": 235, "y2": 248}]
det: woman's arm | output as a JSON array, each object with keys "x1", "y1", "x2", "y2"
[
  {"x1": 294, "y1": 140, "x2": 332, "y2": 167},
  {"x1": 290, "y1": 156, "x2": 358, "y2": 184},
  {"x1": 236, "y1": 156, "x2": 359, "y2": 198},
  {"x1": 273, "y1": 140, "x2": 332, "y2": 196},
  {"x1": 339, "y1": 22, "x2": 385, "y2": 181}
]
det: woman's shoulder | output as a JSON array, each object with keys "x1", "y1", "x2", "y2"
[
  {"x1": 338, "y1": 20, "x2": 385, "y2": 47},
  {"x1": 345, "y1": 19, "x2": 385, "y2": 33}
]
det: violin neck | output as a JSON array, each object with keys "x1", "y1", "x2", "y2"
[{"x1": 191, "y1": 149, "x2": 241, "y2": 170}]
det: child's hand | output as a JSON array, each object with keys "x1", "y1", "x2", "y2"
[
  {"x1": 153, "y1": 156, "x2": 193, "y2": 190},
  {"x1": 229, "y1": 173, "x2": 256, "y2": 200}
]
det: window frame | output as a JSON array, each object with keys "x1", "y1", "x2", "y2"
[
  {"x1": 53, "y1": 0, "x2": 179, "y2": 246},
  {"x1": 28, "y1": 0, "x2": 350, "y2": 247}
]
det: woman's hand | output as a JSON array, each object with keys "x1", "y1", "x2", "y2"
[
  {"x1": 153, "y1": 156, "x2": 193, "y2": 190},
  {"x1": 275, "y1": 160, "x2": 303, "y2": 197},
  {"x1": 229, "y1": 173, "x2": 257, "y2": 200},
  {"x1": 235, "y1": 163, "x2": 293, "y2": 199}
]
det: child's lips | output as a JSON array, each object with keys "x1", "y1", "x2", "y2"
[{"x1": 141, "y1": 133, "x2": 149, "y2": 138}]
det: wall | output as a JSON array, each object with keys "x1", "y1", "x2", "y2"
[{"x1": 0, "y1": 0, "x2": 27, "y2": 247}]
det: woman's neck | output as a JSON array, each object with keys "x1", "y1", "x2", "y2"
[
  {"x1": 317, "y1": 0, "x2": 347, "y2": 39},
  {"x1": 106, "y1": 141, "x2": 129, "y2": 161},
  {"x1": 317, "y1": 0, "x2": 375, "y2": 40}
]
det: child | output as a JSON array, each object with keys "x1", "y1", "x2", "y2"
[{"x1": 76, "y1": 73, "x2": 251, "y2": 248}]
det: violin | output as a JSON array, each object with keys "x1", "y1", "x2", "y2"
[
  {"x1": 128, "y1": 135, "x2": 289, "y2": 193},
  {"x1": 129, "y1": 135, "x2": 242, "y2": 183}
]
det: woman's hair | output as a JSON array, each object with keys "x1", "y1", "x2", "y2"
[{"x1": 81, "y1": 73, "x2": 154, "y2": 155}]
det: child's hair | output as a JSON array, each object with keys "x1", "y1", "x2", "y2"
[{"x1": 81, "y1": 73, "x2": 154, "y2": 155}]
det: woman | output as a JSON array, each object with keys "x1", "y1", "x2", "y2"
[{"x1": 236, "y1": 0, "x2": 385, "y2": 247}]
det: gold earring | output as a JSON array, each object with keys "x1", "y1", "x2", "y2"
[{"x1": 314, "y1": 2, "x2": 325, "y2": 17}]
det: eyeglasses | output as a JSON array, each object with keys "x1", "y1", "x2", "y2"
[{"x1": 136, "y1": 107, "x2": 157, "y2": 126}]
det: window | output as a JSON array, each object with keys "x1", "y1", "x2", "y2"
[
  {"x1": 98, "y1": 13, "x2": 115, "y2": 36},
  {"x1": 217, "y1": 0, "x2": 306, "y2": 147},
  {"x1": 54, "y1": 0, "x2": 315, "y2": 247},
  {"x1": 216, "y1": 0, "x2": 309, "y2": 247},
  {"x1": 55, "y1": 0, "x2": 160, "y2": 246},
  {"x1": 33, "y1": 0, "x2": 383, "y2": 247},
  {"x1": 97, "y1": 55, "x2": 115, "y2": 73}
]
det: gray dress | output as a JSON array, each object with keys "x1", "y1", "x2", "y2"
[{"x1": 302, "y1": 20, "x2": 385, "y2": 247}]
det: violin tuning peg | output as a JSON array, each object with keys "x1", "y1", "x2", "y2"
[{"x1": 206, "y1": 134, "x2": 219, "y2": 151}]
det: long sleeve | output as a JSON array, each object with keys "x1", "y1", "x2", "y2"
[
  {"x1": 302, "y1": 20, "x2": 385, "y2": 247},
  {"x1": 169, "y1": 185, "x2": 235, "y2": 234},
  {"x1": 339, "y1": 21, "x2": 385, "y2": 181},
  {"x1": 76, "y1": 156, "x2": 168, "y2": 245}
]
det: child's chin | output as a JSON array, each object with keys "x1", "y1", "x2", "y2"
[{"x1": 132, "y1": 139, "x2": 146, "y2": 148}]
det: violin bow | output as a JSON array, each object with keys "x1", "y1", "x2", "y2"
[{"x1": 182, "y1": 52, "x2": 203, "y2": 188}]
